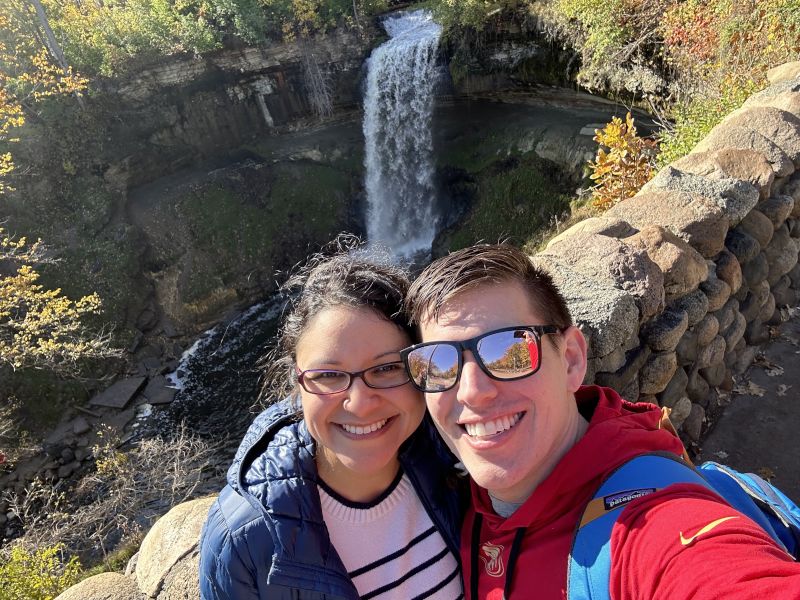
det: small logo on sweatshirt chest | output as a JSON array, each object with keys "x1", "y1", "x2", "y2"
[{"x1": 480, "y1": 542, "x2": 505, "y2": 577}]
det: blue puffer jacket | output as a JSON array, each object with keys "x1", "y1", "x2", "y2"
[{"x1": 199, "y1": 399, "x2": 465, "y2": 599}]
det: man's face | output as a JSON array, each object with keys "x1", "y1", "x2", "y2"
[{"x1": 418, "y1": 281, "x2": 588, "y2": 502}]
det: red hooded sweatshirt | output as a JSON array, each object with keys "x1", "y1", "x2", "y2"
[{"x1": 463, "y1": 385, "x2": 800, "y2": 600}]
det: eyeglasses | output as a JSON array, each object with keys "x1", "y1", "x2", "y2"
[
  {"x1": 399, "y1": 325, "x2": 560, "y2": 393},
  {"x1": 295, "y1": 361, "x2": 410, "y2": 395}
]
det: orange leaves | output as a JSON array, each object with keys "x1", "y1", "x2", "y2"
[
  {"x1": 589, "y1": 112, "x2": 656, "y2": 211},
  {"x1": 660, "y1": 0, "x2": 800, "y2": 87}
]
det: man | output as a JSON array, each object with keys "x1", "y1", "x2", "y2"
[{"x1": 402, "y1": 244, "x2": 800, "y2": 599}]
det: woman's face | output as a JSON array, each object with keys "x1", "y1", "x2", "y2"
[{"x1": 295, "y1": 305, "x2": 424, "y2": 497}]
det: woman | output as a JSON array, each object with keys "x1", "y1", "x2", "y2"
[{"x1": 199, "y1": 238, "x2": 464, "y2": 600}]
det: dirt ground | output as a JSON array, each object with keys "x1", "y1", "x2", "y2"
[{"x1": 699, "y1": 310, "x2": 800, "y2": 501}]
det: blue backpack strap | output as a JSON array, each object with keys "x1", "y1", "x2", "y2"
[
  {"x1": 698, "y1": 462, "x2": 800, "y2": 556},
  {"x1": 568, "y1": 453, "x2": 711, "y2": 600}
]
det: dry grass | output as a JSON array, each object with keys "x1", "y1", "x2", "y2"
[
  {"x1": 1, "y1": 423, "x2": 222, "y2": 566},
  {"x1": 523, "y1": 194, "x2": 599, "y2": 254}
]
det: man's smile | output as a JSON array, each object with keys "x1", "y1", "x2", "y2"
[{"x1": 461, "y1": 412, "x2": 525, "y2": 438}]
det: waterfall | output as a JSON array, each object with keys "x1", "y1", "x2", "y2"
[{"x1": 363, "y1": 10, "x2": 442, "y2": 256}]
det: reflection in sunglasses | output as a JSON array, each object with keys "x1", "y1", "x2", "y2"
[{"x1": 400, "y1": 325, "x2": 558, "y2": 393}]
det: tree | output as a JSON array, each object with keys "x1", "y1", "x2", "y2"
[
  {"x1": 0, "y1": 227, "x2": 119, "y2": 375},
  {"x1": 1, "y1": 1, "x2": 88, "y2": 192},
  {"x1": 28, "y1": 0, "x2": 85, "y2": 108},
  {"x1": 0, "y1": 2, "x2": 88, "y2": 111}
]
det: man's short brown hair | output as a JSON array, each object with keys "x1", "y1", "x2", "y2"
[{"x1": 406, "y1": 244, "x2": 573, "y2": 332}]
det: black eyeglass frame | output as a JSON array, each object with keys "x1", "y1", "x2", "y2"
[
  {"x1": 399, "y1": 325, "x2": 561, "y2": 393},
  {"x1": 295, "y1": 361, "x2": 411, "y2": 395}
]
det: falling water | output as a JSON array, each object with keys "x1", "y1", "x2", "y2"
[{"x1": 363, "y1": 10, "x2": 443, "y2": 256}]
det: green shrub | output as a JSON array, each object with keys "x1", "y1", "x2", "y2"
[
  {"x1": 656, "y1": 79, "x2": 757, "y2": 166},
  {"x1": 443, "y1": 156, "x2": 572, "y2": 250},
  {"x1": 431, "y1": 0, "x2": 522, "y2": 31},
  {"x1": 34, "y1": 0, "x2": 392, "y2": 76},
  {"x1": 0, "y1": 545, "x2": 81, "y2": 600}
]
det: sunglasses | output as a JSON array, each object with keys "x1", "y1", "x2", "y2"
[
  {"x1": 399, "y1": 325, "x2": 560, "y2": 393},
  {"x1": 295, "y1": 361, "x2": 410, "y2": 395}
]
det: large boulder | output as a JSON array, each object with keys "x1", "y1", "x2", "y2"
[
  {"x1": 722, "y1": 106, "x2": 800, "y2": 167},
  {"x1": 700, "y1": 274, "x2": 731, "y2": 312},
  {"x1": 780, "y1": 174, "x2": 800, "y2": 218},
  {"x1": 624, "y1": 226, "x2": 708, "y2": 303},
  {"x1": 136, "y1": 496, "x2": 216, "y2": 598},
  {"x1": 639, "y1": 351, "x2": 678, "y2": 395},
  {"x1": 714, "y1": 248, "x2": 743, "y2": 294},
  {"x1": 156, "y1": 553, "x2": 202, "y2": 600},
  {"x1": 532, "y1": 255, "x2": 639, "y2": 359},
  {"x1": 765, "y1": 225, "x2": 800, "y2": 285},
  {"x1": 745, "y1": 90, "x2": 800, "y2": 116},
  {"x1": 540, "y1": 232, "x2": 664, "y2": 321},
  {"x1": 694, "y1": 313, "x2": 720, "y2": 347},
  {"x1": 737, "y1": 209, "x2": 774, "y2": 249},
  {"x1": 669, "y1": 288, "x2": 709, "y2": 327},
  {"x1": 744, "y1": 77, "x2": 800, "y2": 110},
  {"x1": 607, "y1": 189, "x2": 728, "y2": 258},
  {"x1": 89, "y1": 377, "x2": 147, "y2": 409},
  {"x1": 55, "y1": 572, "x2": 144, "y2": 600},
  {"x1": 641, "y1": 166, "x2": 759, "y2": 226},
  {"x1": 692, "y1": 124, "x2": 794, "y2": 177},
  {"x1": 759, "y1": 195, "x2": 795, "y2": 229},
  {"x1": 545, "y1": 216, "x2": 637, "y2": 248},
  {"x1": 671, "y1": 149, "x2": 775, "y2": 201},
  {"x1": 640, "y1": 308, "x2": 689, "y2": 352},
  {"x1": 767, "y1": 61, "x2": 800, "y2": 84},
  {"x1": 725, "y1": 229, "x2": 761, "y2": 264}
]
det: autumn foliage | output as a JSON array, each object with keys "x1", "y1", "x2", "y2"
[
  {"x1": 0, "y1": 544, "x2": 81, "y2": 600},
  {"x1": 588, "y1": 113, "x2": 656, "y2": 211},
  {"x1": 0, "y1": 228, "x2": 118, "y2": 374}
]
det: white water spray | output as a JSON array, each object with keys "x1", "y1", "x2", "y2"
[{"x1": 363, "y1": 10, "x2": 442, "y2": 256}]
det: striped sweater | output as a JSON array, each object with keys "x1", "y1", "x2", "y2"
[{"x1": 320, "y1": 471, "x2": 463, "y2": 600}]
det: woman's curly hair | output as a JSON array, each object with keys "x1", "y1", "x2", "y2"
[{"x1": 258, "y1": 234, "x2": 413, "y2": 407}]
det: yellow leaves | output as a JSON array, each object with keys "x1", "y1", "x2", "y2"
[
  {"x1": 588, "y1": 112, "x2": 656, "y2": 211},
  {"x1": 17, "y1": 49, "x2": 88, "y2": 101},
  {"x1": 0, "y1": 227, "x2": 118, "y2": 374},
  {"x1": 0, "y1": 543, "x2": 81, "y2": 600},
  {"x1": 0, "y1": 2, "x2": 88, "y2": 193},
  {"x1": 0, "y1": 154, "x2": 15, "y2": 194}
]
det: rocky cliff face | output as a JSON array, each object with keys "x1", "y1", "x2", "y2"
[
  {"x1": 99, "y1": 27, "x2": 378, "y2": 192},
  {"x1": 4, "y1": 10, "x2": 598, "y2": 344},
  {"x1": 7, "y1": 26, "x2": 379, "y2": 341}
]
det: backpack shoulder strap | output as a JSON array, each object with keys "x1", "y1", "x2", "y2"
[
  {"x1": 698, "y1": 462, "x2": 800, "y2": 556},
  {"x1": 567, "y1": 453, "x2": 710, "y2": 600}
]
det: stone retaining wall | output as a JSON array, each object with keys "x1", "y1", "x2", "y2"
[
  {"x1": 539, "y1": 61, "x2": 800, "y2": 442},
  {"x1": 54, "y1": 61, "x2": 800, "y2": 599}
]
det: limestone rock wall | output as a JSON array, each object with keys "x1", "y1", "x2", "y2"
[
  {"x1": 540, "y1": 61, "x2": 800, "y2": 441},
  {"x1": 94, "y1": 26, "x2": 377, "y2": 192}
]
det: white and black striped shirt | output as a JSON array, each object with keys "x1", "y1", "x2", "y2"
[{"x1": 319, "y1": 471, "x2": 463, "y2": 600}]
